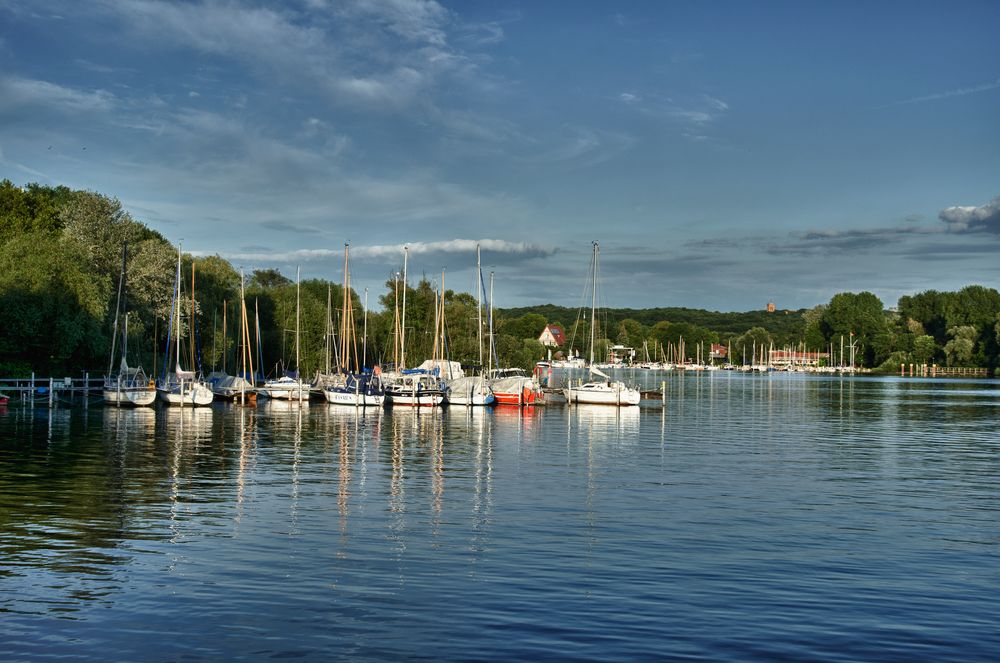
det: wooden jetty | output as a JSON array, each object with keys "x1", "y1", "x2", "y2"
[{"x1": 0, "y1": 374, "x2": 104, "y2": 408}]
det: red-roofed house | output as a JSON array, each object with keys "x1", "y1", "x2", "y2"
[{"x1": 538, "y1": 324, "x2": 566, "y2": 347}]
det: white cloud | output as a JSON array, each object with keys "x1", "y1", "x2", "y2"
[
  {"x1": 939, "y1": 197, "x2": 1000, "y2": 234},
  {"x1": 200, "y1": 238, "x2": 555, "y2": 264},
  {"x1": 618, "y1": 89, "x2": 729, "y2": 133},
  {"x1": 890, "y1": 78, "x2": 1000, "y2": 106},
  {"x1": 353, "y1": 238, "x2": 554, "y2": 259},
  {"x1": 0, "y1": 75, "x2": 114, "y2": 113},
  {"x1": 527, "y1": 126, "x2": 636, "y2": 167},
  {"x1": 339, "y1": 0, "x2": 451, "y2": 46}
]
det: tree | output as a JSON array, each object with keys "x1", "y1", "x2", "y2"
[
  {"x1": 61, "y1": 191, "x2": 146, "y2": 282},
  {"x1": 616, "y1": 318, "x2": 647, "y2": 346},
  {"x1": 729, "y1": 327, "x2": 773, "y2": 364},
  {"x1": 250, "y1": 268, "x2": 291, "y2": 289},
  {"x1": 0, "y1": 232, "x2": 108, "y2": 374},
  {"x1": 500, "y1": 312, "x2": 546, "y2": 341},
  {"x1": 944, "y1": 326, "x2": 976, "y2": 366},
  {"x1": 819, "y1": 292, "x2": 887, "y2": 367},
  {"x1": 912, "y1": 335, "x2": 938, "y2": 365}
]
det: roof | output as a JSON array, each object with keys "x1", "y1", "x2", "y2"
[{"x1": 539, "y1": 324, "x2": 566, "y2": 346}]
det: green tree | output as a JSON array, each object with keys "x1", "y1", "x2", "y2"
[
  {"x1": 819, "y1": 292, "x2": 887, "y2": 367},
  {"x1": 729, "y1": 327, "x2": 773, "y2": 364},
  {"x1": 944, "y1": 326, "x2": 976, "y2": 366},
  {"x1": 616, "y1": 318, "x2": 647, "y2": 346},
  {"x1": 0, "y1": 232, "x2": 108, "y2": 374},
  {"x1": 912, "y1": 334, "x2": 938, "y2": 365},
  {"x1": 500, "y1": 312, "x2": 546, "y2": 341},
  {"x1": 61, "y1": 191, "x2": 147, "y2": 282}
]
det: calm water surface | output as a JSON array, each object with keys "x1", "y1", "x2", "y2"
[{"x1": 2, "y1": 373, "x2": 999, "y2": 661}]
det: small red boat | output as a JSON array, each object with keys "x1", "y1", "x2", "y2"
[
  {"x1": 489, "y1": 369, "x2": 544, "y2": 406},
  {"x1": 0, "y1": 393, "x2": 9, "y2": 406}
]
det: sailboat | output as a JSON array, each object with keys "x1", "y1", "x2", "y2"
[
  {"x1": 382, "y1": 246, "x2": 446, "y2": 407},
  {"x1": 103, "y1": 245, "x2": 156, "y2": 406},
  {"x1": 447, "y1": 245, "x2": 495, "y2": 406},
  {"x1": 486, "y1": 270, "x2": 544, "y2": 406},
  {"x1": 258, "y1": 267, "x2": 310, "y2": 401},
  {"x1": 564, "y1": 242, "x2": 641, "y2": 406},
  {"x1": 323, "y1": 244, "x2": 385, "y2": 406},
  {"x1": 209, "y1": 273, "x2": 257, "y2": 402},
  {"x1": 157, "y1": 245, "x2": 214, "y2": 406}
]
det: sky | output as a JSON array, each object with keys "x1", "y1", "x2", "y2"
[{"x1": 1, "y1": 0, "x2": 999, "y2": 312}]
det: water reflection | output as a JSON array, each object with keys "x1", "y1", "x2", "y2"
[
  {"x1": 570, "y1": 404, "x2": 641, "y2": 443},
  {"x1": 2, "y1": 378, "x2": 1000, "y2": 661}
]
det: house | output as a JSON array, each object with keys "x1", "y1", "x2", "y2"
[
  {"x1": 538, "y1": 324, "x2": 566, "y2": 348},
  {"x1": 609, "y1": 344, "x2": 636, "y2": 365},
  {"x1": 710, "y1": 344, "x2": 728, "y2": 360}
]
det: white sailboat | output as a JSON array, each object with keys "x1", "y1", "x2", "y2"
[
  {"x1": 564, "y1": 242, "x2": 641, "y2": 406},
  {"x1": 259, "y1": 267, "x2": 310, "y2": 402},
  {"x1": 448, "y1": 244, "x2": 495, "y2": 406},
  {"x1": 157, "y1": 245, "x2": 214, "y2": 406},
  {"x1": 382, "y1": 247, "x2": 446, "y2": 407},
  {"x1": 323, "y1": 244, "x2": 385, "y2": 406},
  {"x1": 103, "y1": 244, "x2": 156, "y2": 406}
]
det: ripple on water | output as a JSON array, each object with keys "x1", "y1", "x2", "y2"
[{"x1": 1, "y1": 376, "x2": 999, "y2": 660}]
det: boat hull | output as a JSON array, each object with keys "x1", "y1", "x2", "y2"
[
  {"x1": 386, "y1": 391, "x2": 445, "y2": 407},
  {"x1": 565, "y1": 383, "x2": 641, "y2": 406},
  {"x1": 492, "y1": 388, "x2": 542, "y2": 406},
  {"x1": 157, "y1": 383, "x2": 214, "y2": 406},
  {"x1": 103, "y1": 387, "x2": 157, "y2": 407},
  {"x1": 258, "y1": 380, "x2": 311, "y2": 401},
  {"x1": 324, "y1": 389, "x2": 385, "y2": 407},
  {"x1": 447, "y1": 391, "x2": 495, "y2": 406}
]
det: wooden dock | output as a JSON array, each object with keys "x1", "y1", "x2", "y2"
[{"x1": 0, "y1": 374, "x2": 104, "y2": 407}]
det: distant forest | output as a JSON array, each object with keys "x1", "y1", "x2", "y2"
[{"x1": 3, "y1": 179, "x2": 1000, "y2": 377}]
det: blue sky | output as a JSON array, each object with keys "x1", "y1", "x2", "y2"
[{"x1": 1, "y1": 0, "x2": 998, "y2": 311}]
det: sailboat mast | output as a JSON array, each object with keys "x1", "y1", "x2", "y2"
[
  {"x1": 255, "y1": 298, "x2": 263, "y2": 380},
  {"x1": 240, "y1": 270, "x2": 253, "y2": 385},
  {"x1": 222, "y1": 300, "x2": 227, "y2": 374},
  {"x1": 476, "y1": 243, "x2": 483, "y2": 371},
  {"x1": 400, "y1": 246, "x2": 408, "y2": 369},
  {"x1": 295, "y1": 266, "x2": 301, "y2": 375},
  {"x1": 589, "y1": 241, "x2": 598, "y2": 366},
  {"x1": 121, "y1": 244, "x2": 128, "y2": 366},
  {"x1": 325, "y1": 285, "x2": 331, "y2": 374},
  {"x1": 488, "y1": 271, "x2": 494, "y2": 376},
  {"x1": 108, "y1": 245, "x2": 127, "y2": 377},
  {"x1": 393, "y1": 273, "x2": 400, "y2": 369},
  {"x1": 190, "y1": 261, "x2": 196, "y2": 374},
  {"x1": 340, "y1": 244, "x2": 349, "y2": 370},
  {"x1": 362, "y1": 288, "x2": 369, "y2": 370},
  {"x1": 441, "y1": 269, "x2": 448, "y2": 378},
  {"x1": 175, "y1": 245, "x2": 182, "y2": 374},
  {"x1": 432, "y1": 275, "x2": 440, "y2": 363}
]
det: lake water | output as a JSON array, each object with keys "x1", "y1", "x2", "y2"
[{"x1": 2, "y1": 373, "x2": 999, "y2": 661}]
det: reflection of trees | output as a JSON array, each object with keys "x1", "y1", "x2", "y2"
[{"x1": 0, "y1": 408, "x2": 153, "y2": 611}]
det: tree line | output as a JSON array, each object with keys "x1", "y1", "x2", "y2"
[{"x1": 3, "y1": 179, "x2": 999, "y2": 377}]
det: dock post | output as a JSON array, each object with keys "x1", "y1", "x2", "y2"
[
  {"x1": 84, "y1": 372, "x2": 89, "y2": 409},
  {"x1": 49, "y1": 377, "x2": 54, "y2": 408},
  {"x1": 900, "y1": 363, "x2": 904, "y2": 376},
  {"x1": 31, "y1": 372, "x2": 35, "y2": 406}
]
